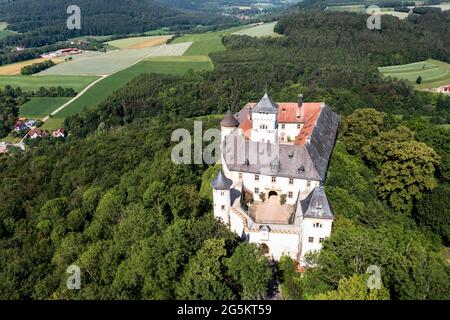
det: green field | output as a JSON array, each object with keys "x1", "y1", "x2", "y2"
[
  {"x1": 0, "y1": 75, "x2": 99, "y2": 91},
  {"x1": 379, "y1": 59, "x2": 450, "y2": 90},
  {"x1": 172, "y1": 26, "x2": 248, "y2": 56},
  {"x1": 20, "y1": 97, "x2": 71, "y2": 119},
  {"x1": 58, "y1": 56, "x2": 213, "y2": 118},
  {"x1": 233, "y1": 22, "x2": 281, "y2": 38},
  {"x1": 0, "y1": 21, "x2": 16, "y2": 39},
  {"x1": 40, "y1": 117, "x2": 65, "y2": 131}
]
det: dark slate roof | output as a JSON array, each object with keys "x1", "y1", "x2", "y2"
[
  {"x1": 211, "y1": 170, "x2": 233, "y2": 190},
  {"x1": 300, "y1": 186, "x2": 334, "y2": 219},
  {"x1": 253, "y1": 93, "x2": 278, "y2": 114},
  {"x1": 305, "y1": 104, "x2": 340, "y2": 180},
  {"x1": 223, "y1": 134, "x2": 321, "y2": 180},
  {"x1": 220, "y1": 110, "x2": 239, "y2": 127}
]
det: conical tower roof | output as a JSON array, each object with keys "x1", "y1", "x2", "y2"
[
  {"x1": 253, "y1": 93, "x2": 278, "y2": 114},
  {"x1": 220, "y1": 110, "x2": 239, "y2": 127},
  {"x1": 211, "y1": 170, "x2": 233, "y2": 190}
]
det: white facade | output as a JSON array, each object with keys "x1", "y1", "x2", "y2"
[
  {"x1": 212, "y1": 188, "x2": 231, "y2": 223},
  {"x1": 250, "y1": 112, "x2": 278, "y2": 143},
  {"x1": 299, "y1": 217, "x2": 333, "y2": 264},
  {"x1": 279, "y1": 123, "x2": 302, "y2": 143}
]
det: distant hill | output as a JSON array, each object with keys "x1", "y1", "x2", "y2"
[
  {"x1": 0, "y1": 0, "x2": 235, "y2": 47},
  {"x1": 296, "y1": 0, "x2": 441, "y2": 9}
]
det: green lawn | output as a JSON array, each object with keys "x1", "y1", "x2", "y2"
[
  {"x1": 20, "y1": 97, "x2": 71, "y2": 119},
  {"x1": 40, "y1": 117, "x2": 65, "y2": 131},
  {"x1": 378, "y1": 59, "x2": 450, "y2": 90},
  {"x1": 0, "y1": 75, "x2": 99, "y2": 91}
]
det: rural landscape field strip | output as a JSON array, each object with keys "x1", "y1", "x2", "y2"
[
  {"x1": 0, "y1": 75, "x2": 99, "y2": 91},
  {"x1": 37, "y1": 42, "x2": 192, "y2": 76},
  {"x1": 106, "y1": 35, "x2": 173, "y2": 49},
  {"x1": 19, "y1": 97, "x2": 71, "y2": 119},
  {"x1": 379, "y1": 59, "x2": 450, "y2": 90},
  {"x1": 0, "y1": 57, "x2": 65, "y2": 75},
  {"x1": 232, "y1": 21, "x2": 280, "y2": 37}
]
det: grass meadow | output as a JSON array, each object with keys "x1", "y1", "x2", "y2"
[{"x1": 19, "y1": 97, "x2": 71, "y2": 119}]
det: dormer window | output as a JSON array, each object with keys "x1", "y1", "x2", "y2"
[{"x1": 298, "y1": 165, "x2": 305, "y2": 173}]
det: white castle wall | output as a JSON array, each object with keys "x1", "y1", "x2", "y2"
[
  {"x1": 278, "y1": 123, "x2": 302, "y2": 143},
  {"x1": 248, "y1": 230, "x2": 300, "y2": 261},
  {"x1": 299, "y1": 217, "x2": 333, "y2": 264}
]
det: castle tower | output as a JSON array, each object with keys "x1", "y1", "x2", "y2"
[
  {"x1": 250, "y1": 93, "x2": 278, "y2": 143},
  {"x1": 211, "y1": 170, "x2": 233, "y2": 223},
  {"x1": 220, "y1": 110, "x2": 239, "y2": 144}
]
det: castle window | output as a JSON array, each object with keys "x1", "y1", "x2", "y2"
[
  {"x1": 281, "y1": 124, "x2": 285, "y2": 129},
  {"x1": 255, "y1": 188, "x2": 259, "y2": 194},
  {"x1": 313, "y1": 223, "x2": 323, "y2": 228},
  {"x1": 220, "y1": 191, "x2": 224, "y2": 196},
  {"x1": 221, "y1": 205, "x2": 225, "y2": 211},
  {"x1": 238, "y1": 172, "x2": 242, "y2": 179},
  {"x1": 288, "y1": 192, "x2": 293, "y2": 198},
  {"x1": 271, "y1": 176, "x2": 276, "y2": 183},
  {"x1": 297, "y1": 124, "x2": 301, "y2": 129},
  {"x1": 307, "y1": 180, "x2": 311, "y2": 188},
  {"x1": 255, "y1": 175, "x2": 259, "y2": 181},
  {"x1": 319, "y1": 238, "x2": 325, "y2": 243},
  {"x1": 308, "y1": 237, "x2": 314, "y2": 243},
  {"x1": 289, "y1": 178, "x2": 294, "y2": 185}
]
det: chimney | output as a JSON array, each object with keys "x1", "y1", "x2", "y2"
[{"x1": 297, "y1": 93, "x2": 304, "y2": 108}]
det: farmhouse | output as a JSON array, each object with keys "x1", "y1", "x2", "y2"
[
  {"x1": 13, "y1": 121, "x2": 28, "y2": 132},
  {"x1": 211, "y1": 92, "x2": 340, "y2": 265},
  {"x1": 52, "y1": 128, "x2": 65, "y2": 138},
  {"x1": 28, "y1": 128, "x2": 48, "y2": 139}
]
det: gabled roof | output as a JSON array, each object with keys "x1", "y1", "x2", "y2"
[
  {"x1": 220, "y1": 110, "x2": 239, "y2": 127},
  {"x1": 211, "y1": 170, "x2": 233, "y2": 190},
  {"x1": 300, "y1": 186, "x2": 333, "y2": 219},
  {"x1": 253, "y1": 93, "x2": 278, "y2": 114}
]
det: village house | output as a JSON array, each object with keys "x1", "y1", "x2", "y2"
[
  {"x1": 13, "y1": 121, "x2": 28, "y2": 132},
  {"x1": 211, "y1": 92, "x2": 340, "y2": 265},
  {"x1": 52, "y1": 128, "x2": 65, "y2": 138},
  {"x1": 28, "y1": 128, "x2": 49, "y2": 139}
]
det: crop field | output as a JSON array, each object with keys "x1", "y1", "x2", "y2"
[
  {"x1": 378, "y1": 59, "x2": 450, "y2": 90},
  {"x1": 58, "y1": 55, "x2": 213, "y2": 118},
  {"x1": 106, "y1": 35, "x2": 172, "y2": 49},
  {"x1": 172, "y1": 26, "x2": 248, "y2": 56},
  {"x1": 232, "y1": 22, "x2": 281, "y2": 37},
  {"x1": 37, "y1": 42, "x2": 192, "y2": 76},
  {"x1": 0, "y1": 75, "x2": 98, "y2": 91},
  {"x1": 40, "y1": 117, "x2": 65, "y2": 131},
  {"x1": 19, "y1": 97, "x2": 71, "y2": 119},
  {"x1": 0, "y1": 57, "x2": 65, "y2": 75}
]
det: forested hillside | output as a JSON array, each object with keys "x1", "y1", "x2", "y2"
[
  {"x1": 0, "y1": 10, "x2": 449, "y2": 299},
  {"x1": 0, "y1": 0, "x2": 235, "y2": 48}
]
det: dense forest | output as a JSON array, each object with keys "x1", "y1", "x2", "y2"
[
  {"x1": 0, "y1": 0, "x2": 237, "y2": 49},
  {"x1": 0, "y1": 10, "x2": 449, "y2": 299}
]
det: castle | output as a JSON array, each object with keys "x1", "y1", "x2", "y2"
[{"x1": 211, "y1": 92, "x2": 340, "y2": 265}]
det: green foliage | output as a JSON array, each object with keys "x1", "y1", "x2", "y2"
[
  {"x1": 175, "y1": 239, "x2": 235, "y2": 300},
  {"x1": 21, "y1": 60, "x2": 55, "y2": 75},
  {"x1": 278, "y1": 255, "x2": 304, "y2": 300},
  {"x1": 416, "y1": 76, "x2": 423, "y2": 84},
  {"x1": 341, "y1": 108, "x2": 386, "y2": 154},
  {"x1": 259, "y1": 192, "x2": 266, "y2": 202},
  {"x1": 199, "y1": 164, "x2": 221, "y2": 202},
  {"x1": 415, "y1": 184, "x2": 450, "y2": 244},
  {"x1": 226, "y1": 243, "x2": 272, "y2": 300},
  {"x1": 314, "y1": 274, "x2": 390, "y2": 300}
]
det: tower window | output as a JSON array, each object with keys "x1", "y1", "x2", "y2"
[
  {"x1": 255, "y1": 175, "x2": 259, "y2": 181},
  {"x1": 288, "y1": 192, "x2": 293, "y2": 198},
  {"x1": 254, "y1": 188, "x2": 259, "y2": 194},
  {"x1": 271, "y1": 176, "x2": 276, "y2": 183},
  {"x1": 281, "y1": 124, "x2": 285, "y2": 129},
  {"x1": 308, "y1": 237, "x2": 314, "y2": 243},
  {"x1": 220, "y1": 191, "x2": 224, "y2": 196},
  {"x1": 289, "y1": 178, "x2": 294, "y2": 185},
  {"x1": 319, "y1": 238, "x2": 324, "y2": 243},
  {"x1": 297, "y1": 124, "x2": 301, "y2": 129},
  {"x1": 221, "y1": 205, "x2": 225, "y2": 211},
  {"x1": 307, "y1": 180, "x2": 311, "y2": 188}
]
